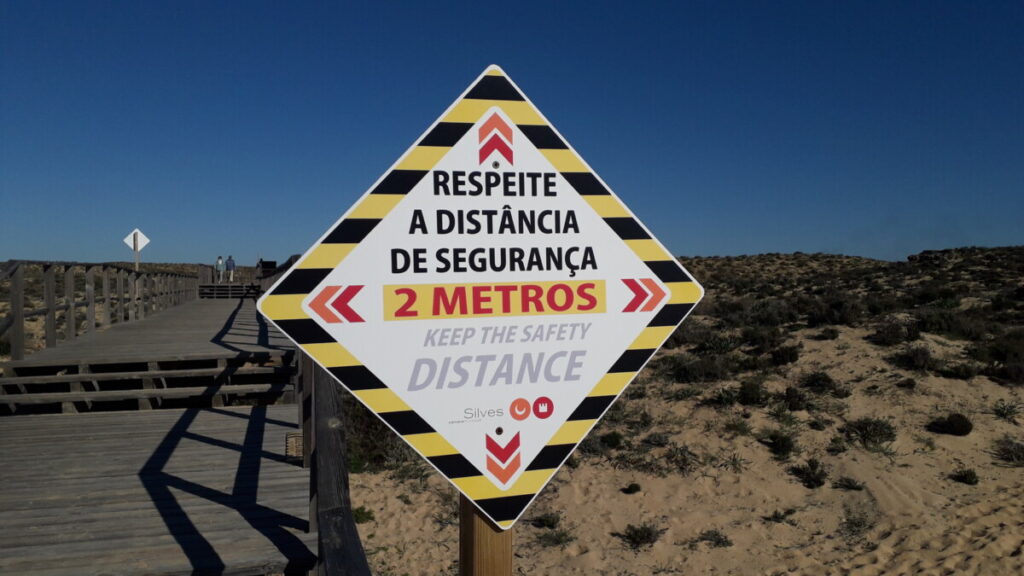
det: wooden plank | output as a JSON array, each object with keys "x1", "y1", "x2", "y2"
[
  {"x1": 7, "y1": 383, "x2": 291, "y2": 404},
  {"x1": 44, "y1": 265, "x2": 57, "y2": 348},
  {"x1": 10, "y1": 263, "x2": 25, "y2": 360},
  {"x1": 313, "y1": 365, "x2": 371, "y2": 576},
  {"x1": 128, "y1": 272, "x2": 136, "y2": 322},
  {"x1": 0, "y1": 365, "x2": 292, "y2": 386},
  {"x1": 117, "y1": 269, "x2": 125, "y2": 323}
]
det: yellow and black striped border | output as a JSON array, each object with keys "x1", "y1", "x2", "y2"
[{"x1": 258, "y1": 65, "x2": 704, "y2": 530}]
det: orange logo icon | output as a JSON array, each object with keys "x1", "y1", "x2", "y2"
[{"x1": 510, "y1": 398, "x2": 531, "y2": 421}]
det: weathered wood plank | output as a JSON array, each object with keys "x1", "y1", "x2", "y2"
[
  {"x1": 44, "y1": 265, "x2": 57, "y2": 348},
  {"x1": 10, "y1": 263, "x2": 25, "y2": 360},
  {"x1": 64, "y1": 266, "x2": 75, "y2": 341}
]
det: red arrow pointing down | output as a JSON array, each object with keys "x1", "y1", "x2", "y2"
[{"x1": 486, "y1": 432, "x2": 521, "y2": 464}]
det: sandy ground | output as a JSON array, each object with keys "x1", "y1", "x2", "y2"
[{"x1": 348, "y1": 326, "x2": 1023, "y2": 575}]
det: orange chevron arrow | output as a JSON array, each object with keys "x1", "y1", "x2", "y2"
[
  {"x1": 640, "y1": 278, "x2": 667, "y2": 312},
  {"x1": 487, "y1": 453, "x2": 521, "y2": 484},
  {"x1": 478, "y1": 112, "x2": 513, "y2": 143},
  {"x1": 310, "y1": 285, "x2": 342, "y2": 323}
]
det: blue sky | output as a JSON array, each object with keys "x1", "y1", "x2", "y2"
[{"x1": 2, "y1": 1, "x2": 1021, "y2": 264}]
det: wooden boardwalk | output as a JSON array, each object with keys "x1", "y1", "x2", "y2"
[
  {"x1": 5, "y1": 298, "x2": 293, "y2": 368},
  {"x1": 0, "y1": 405, "x2": 316, "y2": 575}
]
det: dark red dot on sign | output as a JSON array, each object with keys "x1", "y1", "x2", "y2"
[
  {"x1": 495, "y1": 427, "x2": 503, "y2": 436},
  {"x1": 533, "y1": 397, "x2": 554, "y2": 419}
]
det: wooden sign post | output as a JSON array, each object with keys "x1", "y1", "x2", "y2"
[{"x1": 460, "y1": 496, "x2": 512, "y2": 576}]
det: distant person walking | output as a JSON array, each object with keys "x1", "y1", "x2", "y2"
[
  {"x1": 215, "y1": 256, "x2": 225, "y2": 284},
  {"x1": 226, "y1": 256, "x2": 236, "y2": 283}
]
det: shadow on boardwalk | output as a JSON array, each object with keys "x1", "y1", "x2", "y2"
[{"x1": 139, "y1": 405, "x2": 315, "y2": 575}]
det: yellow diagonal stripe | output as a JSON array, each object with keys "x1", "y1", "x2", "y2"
[
  {"x1": 442, "y1": 100, "x2": 544, "y2": 125},
  {"x1": 302, "y1": 342, "x2": 359, "y2": 367},
  {"x1": 404, "y1": 432, "x2": 459, "y2": 457},
  {"x1": 297, "y1": 244, "x2": 355, "y2": 269},
  {"x1": 396, "y1": 146, "x2": 450, "y2": 170},
  {"x1": 454, "y1": 469, "x2": 553, "y2": 500},
  {"x1": 485, "y1": 68, "x2": 504, "y2": 77},
  {"x1": 549, "y1": 419, "x2": 595, "y2": 445},
  {"x1": 629, "y1": 326, "x2": 674, "y2": 350},
  {"x1": 625, "y1": 239, "x2": 670, "y2": 262},
  {"x1": 583, "y1": 195, "x2": 630, "y2": 218},
  {"x1": 259, "y1": 294, "x2": 307, "y2": 320},
  {"x1": 347, "y1": 194, "x2": 405, "y2": 219},
  {"x1": 541, "y1": 149, "x2": 588, "y2": 172},
  {"x1": 353, "y1": 389, "x2": 410, "y2": 413},
  {"x1": 589, "y1": 372, "x2": 634, "y2": 397},
  {"x1": 497, "y1": 520, "x2": 515, "y2": 529},
  {"x1": 668, "y1": 281, "x2": 703, "y2": 304}
]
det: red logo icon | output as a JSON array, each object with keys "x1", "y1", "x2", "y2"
[
  {"x1": 622, "y1": 278, "x2": 667, "y2": 313},
  {"x1": 309, "y1": 285, "x2": 365, "y2": 324},
  {"x1": 509, "y1": 398, "x2": 531, "y2": 421},
  {"x1": 532, "y1": 397, "x2": 554, "y2": 419},
  {"x1": 478, "y1": 113, "x2": 514, "y2": 165},
  {"x1": 486, "y1": 432, "x2": 521, "y2": 484}
]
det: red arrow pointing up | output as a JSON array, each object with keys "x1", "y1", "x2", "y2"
[
  {"x1": 479, "y1": 134, "x2": 514, "y2": 165},
  {"x1": 329, "y1": 285, "x2": 365, "y2": 323},
  {"x1": 486, "y1": 432, "x2": 521, "y2": 464}
]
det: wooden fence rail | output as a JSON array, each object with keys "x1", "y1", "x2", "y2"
[{"x1": 1, "y1": 260, "x2": 199, "y2": 361}]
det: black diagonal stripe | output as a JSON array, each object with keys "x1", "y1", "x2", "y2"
[
  {"x1": 604, "y1": 217, "x2": 650, "y2": 240},
  {"x1": 379, "y1": 410, "x2": 434, "y2": 435},
  {"x1": 429, "y1": 454, "x2": 482, "y2": 479},
  {"x1": 328, "y1": 366, "x2": 386, "y2": 391},
  {"x1": 473, "y1": 494, "x2": 534, "y2": 522},
  {"x1": 526, "y1": 444, "x2": 575, "y2": 471},
  {"x1": 609, "y1": 349, "x2": 656, "y2": 373},
  {"x1": 419, "y1": 123, "x2": 472, "y2": 147},
  {"x1": 562, "y1": 172, "x2": 611, "y2": 196},
  {"x1": 323, "y1": 219, "x2": 380, "y2": 244},
  {"x1": 464, "y1": 76, "x2": 524, "y2": 101},
  {"x1": 645, "y1": 260, "x2": 689, "y2": 283},
  {"x1": 568, "y1": 395, "x2": 616, "y2": 421},
  {"x1": 648, "y1": 303, "x2": 695, "y2": 327},
  {"x1": 270, "y1": 269, "x2": 329, "y2": 295},
  {"x1": 370, "y1": 170, "x2": 429, "y2": 195},
  {"x1": 519, "y1": 125, "x2": 567, "y2": 149},
  {"x1": 274, "y1": 319, "x2": 335, "y2": 344}
]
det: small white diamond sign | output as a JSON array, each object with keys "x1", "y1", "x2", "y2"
[
  {"x1": 123, "y1": 228, "x2": 150, "y2": 251},
  {"x1": 258, "y1": 66, "x2": 703, "y2": 529}
]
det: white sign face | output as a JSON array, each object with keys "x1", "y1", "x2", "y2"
[
  {"x1": 258, "y1": 66, "x2": 703, "y2": 529},
  {"x1": 123, "y1": 228, "x2": 150, "y2": 251}
]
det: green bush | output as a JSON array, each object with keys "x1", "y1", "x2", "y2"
[
  {"x1": 789, "y1": 458, "x2": 828, "y2": 488},
  {"x1": 760, "y1": 428, "x2": 798, "y2": 460},
  {"x1": 927, "y1": 413, "x2": 973, "y2": 436},
  {"x1": 993, "y1": 435, "x2": 1024, "y2": 467},
  {"x1": 843, "y1": 417, "x2": 897, "y2": 452},
  {"x1": 737, "y1": 378, "x2": 769, "y2": 406},
  {"x1": 615, "y1": 522, "x2": 666, "y2": 550},
  {"x1": 949, "y1": 467, "x2": 979, "y2": 485}
]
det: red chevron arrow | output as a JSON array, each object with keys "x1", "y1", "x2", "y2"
[
  {"x1": 329, "y1": 285, "x2": 364, "y2": 323},
  {"x1": 640, "y1": 278, "x2": 667, "y2": 312},
  {"x1": 486, "y1": 432, "x2": 521, "y2": 464},
  {"x1": 310, "y1": 285, "x2": 343, "y2": 323},
  {"x1": 622, "y1": 278, "x2": 648, "y2": 312},
  {"x1": 479, "y1": 134, "x2": 514, "y2": 165},
  {"x1": 479, "y1": 113, "x2": 513, "y2": 143},
  {"x1": 487, "y1": 453, "x2": 521, "y2": 484},
  {"x1": 622, "y1": 278, "x2": 667, "y2": 313}
]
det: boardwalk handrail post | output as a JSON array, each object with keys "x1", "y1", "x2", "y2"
[
  {"x1": 312, "y1": 364, "x2": 371, "y2": 576},
  {"x1": 102, "y1": 266, "x2": 111, "y2": 328},
  {"x1": 10, "y1": 263, "x2": 24, "y2": 361},
  {"x1": 44, "y1": 264, "x2": 57, "y2": 348},
  {"x1": 86, "y1": 266, "x2": 96, "y2": 333},
  {"x1": 64, "y1": 266, "x2": 75, "y2": 341},
  {"x1": 459, "y1": 496, "x2": 513, "y2": 576}
]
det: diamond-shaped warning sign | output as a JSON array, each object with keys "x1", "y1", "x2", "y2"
[{"x1": 258, "y1": 65, "x2": 703, "y2": 530}]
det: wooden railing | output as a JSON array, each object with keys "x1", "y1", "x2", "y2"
[{"x1": 0, "y1": 260, "x2": 198, "y2": 361}]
